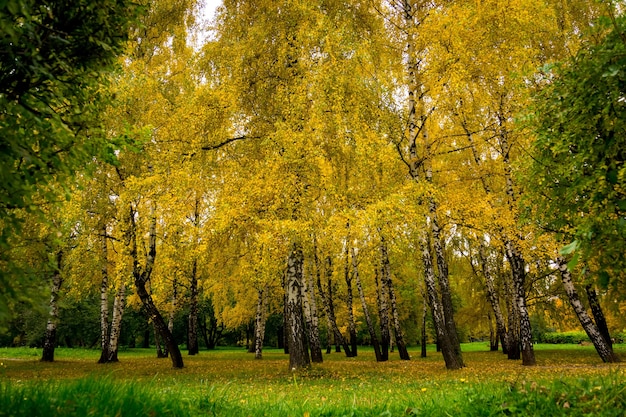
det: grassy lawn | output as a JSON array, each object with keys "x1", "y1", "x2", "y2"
[{"x1": 1, "y1": 343, "x2": 625, "y2": 416}]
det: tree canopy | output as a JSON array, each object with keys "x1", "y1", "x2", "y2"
[{"x1": 523, "y1": 10, "x2": 626, "y2": 284}]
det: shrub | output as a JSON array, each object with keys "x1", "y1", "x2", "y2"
[{"x1": 541, "y1": 331, "x2": 590, "y2": 344}]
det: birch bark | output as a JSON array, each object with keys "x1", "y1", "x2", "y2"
[
  {"x1": 107, "y1": 282, "x2": 126, "y2": 362},
  {"x1": 286, "y1": 243, "x2": 310, "y2": 370},
  {"x1": 303, "y1": 268, "x2": 323, "y2": 363},
  {"x1": 557, "y1": 258, "x2": 619, "y2": 363},
  {"x1": 41, "y1": 250, "x2": 63, "y2": 362},
  {"x1": 254, "y1": 286, "x2": 267, "y2": 359},
  {"x1": 98, "y1": 226, "x2": 110, "y2": 363},
  {"x1": 380, "y1": 236, "x2": 410, "y2": 360},
  {"x1": 352, "y1": 248, "x2": 382, "y2": 361},
  {"x1": 129, "y1": 203, "x2": 183, "y2": 368}
]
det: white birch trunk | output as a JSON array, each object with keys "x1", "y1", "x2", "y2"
[
  {"x1": 98, "y1": 226, "x2": 110, "y2": 363},
  {"x1": 557, "y1": 257, "x2": 619, "y2": 363},
  {"x1": 286, "y1": 243, "x2": 310, "y2": 370},
  {"x1": 107, "y1": 281, "x2": 126, "y2": 362}
]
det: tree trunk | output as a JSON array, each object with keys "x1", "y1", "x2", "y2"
[
  {"x1": 506, "y1": 272, "x2": 521, "y2": 360},
  {"x1": 98, "y1": 227, "x2": 110, "y2": 364},
  {"x1": 107, "y1": 282, "x2": 126, "y2": 362},
  {"x1": 344, "y1": 241, "x2": 358, "y2": 357},
  {"x1": 420, "y1": 234, "x2": 462, "y2": 369},
  {"x1": 585, "y1": 284, "x2": 612, "y2": 349},
  {"x1": 303, "y1": 267, "x2": 323, "y2": 363},
  {"x1": 488, "y1": 312, "x2": 498, "y2": 351},
  {"x1": 557, "y1": 258, "x2": 619, "y2": 363},
  {"x1": 163, "y1": 277, "x2": 178, "y2": 358},
  {"x1": 286, "y1": 243, "x2": 310, "y2": 370},
  {"x1": 316, "y1": 255, "x2": 352, "y2": 357},
  {"x1": 427, "y1": 202, "x2": 462, "y2": 365},
  {"x1": 352, "y1": 248, "x2": 382, "y2": 362},
  {"x1": 374, "y1": 261, "x2": 390, "y2": 361},
  {"x1": 478, "y1": 242, "x2": 508, "y2": 353},
  {"x1": 505, "y1": 240, "x2": 535, "y2": 366},
  {"x1": 254, "y1": 286, "x2": 268, "y2": 359},
  {"x1": 129, "y1": 202, "x2": 183, "y2": 368},
  {"x1": 42, "y1": 250, "x2": 63, "y2": 362},
  {"x1": 154, "y1": 322, "x2": 167, "y2": 358},
  {"x1": 313, "y1": 241, "x2": 334, "y2": 355},
  {"x1": 421, "y1": 294, "x2": 427, "y2": 358},
  {"x1": 188, "y1": 259, "x2": 199, "y2": 355},
  {"x1": 380, "y1": 237, "x2": 410, "y2": 360}
]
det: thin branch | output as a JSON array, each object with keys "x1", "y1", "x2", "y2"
[{"x1": 201, "y1": 135, "x2": 259, "y2": 151}]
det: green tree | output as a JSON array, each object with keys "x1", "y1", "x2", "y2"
[
  {"x1": 0, "y1": 0, "x2": 140, "y2": 324},
  {"x1": 524, "y1": 10, "x2": 626, "y2": 287}
]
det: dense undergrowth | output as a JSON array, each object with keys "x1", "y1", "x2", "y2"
[{"x1": 1, "y1": 344, "x2": 625, "y2": 416}]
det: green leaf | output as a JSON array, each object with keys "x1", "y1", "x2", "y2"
[
  {"x1": 567, "y1": 253, "x2": 580, "y2": 271},
  {"x1": 598, "y1": 271, "x2": 610, "y2": 289},
  {"x1": 559, "y1": 240, "x2": 579, "y2": 255}
]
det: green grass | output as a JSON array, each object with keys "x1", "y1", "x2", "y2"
[{"x1": 1, "y1": 344, "x2": 625, "y2": 416}]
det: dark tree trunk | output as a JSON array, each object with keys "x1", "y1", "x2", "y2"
[
  {"x1": 374, "y1": 262, "x2": 390, "y2": 361},
  {"x1": 154, "y1": 322, "x2": 168, "y2": 358},
  {"x1": 316, "y1": 254, "x2": 352, "y2": 357},
  {"x1": 420, "y1": 234, "x2": 463, "y2": 369},
  {"x1": 128, "y1": 203, "x2": 183, "y2": 368},
  {"x1": 352, "y1": 248, "x2": 382, "y2": 362},
  {"x1": 478, "y1": 242, "x2": 508, "y2": 354},
  {"x1": 585, "y1": 284, "x2": 612, "y2": 349},
  {"x1": 421, "y1": 297, "x2": 427, "y2": 358},
  {"x1": 344, "y1": 241, "x2": 358, "y2": 357},
  {"x1": 505, "y1": 270, "x2": 521, "y2": 360},
  {"x1": 136, "y1": 282, "x2": 181, "y2": 366},
  {"x1": 286, "y1": 243, "x2": 310, "y2": 370},
  {"x1": 42, "y1": 250, "x2": 63, "y2": 362},
  {"x1": 381, "y1": 236, "x2": 410, "y2": 361},
  {"x1": 188, "y1": 259, "x2": 199, "y2": 355}
]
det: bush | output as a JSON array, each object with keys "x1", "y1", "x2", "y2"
[{"x1": 541, "y1": 331, "x2": 590, "y2": 344}]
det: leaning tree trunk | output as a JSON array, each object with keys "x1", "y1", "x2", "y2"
[
  {"x1": 188, "y1": 259, "x2": 199, "y2": 355},
  {"x1": 303, "y1": 268, "x2": 323, "y2": 363},
  {"x1": 107, "y1": 282, "x2": 126, "y2": 362},
  {"x1": 42, "y1": 250, "x2": 63, "y2": 362},
  {"x1": 98, "y1": 227, "x2": 110, "y2": 364},
  {"x1": 286, "y1": 243, "x2": 310, "y2": 370},
  {"x1": 316, "y1": 255, "x2": 352, "y2": 357},
  {"x1": 254, "y1": 286, "x2": 268, "y2": 359},
  {"x1": 136, "y1": 281, "x2": 181, "y2": 367},
  {"x1": 585, "y1": 284, "x2": 612, "y2": 349},
  {"x1": 420, "y1": 234, "x2": 463, "y2": 369},
  {"x1": 374, "y1": 261, "x2": 390, "y2": 361},
  {"x1": 352, "y1": 248, "x2": 382, "y2": 361},
  {"x1": 129, "y1": 202, "x2": 183, "y2": 368},
  {"x1": 380, "y1": 237, "x2": 410, "y2": 360},
  {"x1": 557, "y1": 258, "x2": 619, "y2": 363},
  {"x1": 478, "y1": 243, "x2": 508, "y2": 353}
]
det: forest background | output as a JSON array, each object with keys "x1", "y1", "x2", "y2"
[{"x1": 0, "y1": 0, "x2": 625, "y2": 371}]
